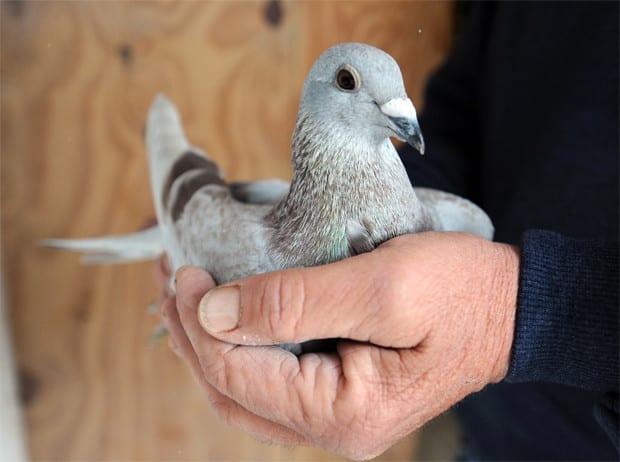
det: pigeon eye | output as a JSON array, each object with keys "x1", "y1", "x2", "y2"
[{"x1": 336, "y1": 66, "x2": 359, "y2": 91}]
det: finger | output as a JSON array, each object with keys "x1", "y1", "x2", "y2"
[
  {"x1": 175, "y1": 267, "x2": 438, "y2": 458},
  {"x1": 152, "y1": 255, "x2": 171, "y2": 286},
  {"x1": 175, "y1": 271, "x2": 419, "y2": 458},
  {"x1": 161, "y1": 284, "x2": 308, "y2": 446},
  {"x1": 190, "y1": 246, "x2": 424, "y2": 348},
  {"x1": 160, "y1": 275, "x2": 215, "y2": 388},
  {"x1": 156, "y1": 288, "x2": 171, "y2": 316},
  {"x1": 173, "y1": 269, "x2": 330, "y2": 437}
]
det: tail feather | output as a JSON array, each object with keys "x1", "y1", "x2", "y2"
[
  {"x1": 146, "y1": 94, "x2": 225, "y2": 224},
  {"x1": 40, "y1": 226, "x2": 163, "y2": 265},
  {"x1": 146, "y1": 94, "x2": 193, "y2": 223},
  {"x1": 42, "y1": 95, "x2": 226, "y2": 268},
  {"x1": 163, "y1": 151, "x2": 225, "y2": 222}
]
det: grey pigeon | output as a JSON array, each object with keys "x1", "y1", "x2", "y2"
[{"x1": 44, "y1": 43, "x2": 493, "y2": 351}]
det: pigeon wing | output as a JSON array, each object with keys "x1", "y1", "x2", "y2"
[
  {"x1": 230, "y1": 179, "x2": 289, "y2": 205},
  {"x1": 146, "y1": 95, "x2": 278, "y2": 282},
  {"x1": 415, "y1": 187, "x2": 494, "y2": 240}
]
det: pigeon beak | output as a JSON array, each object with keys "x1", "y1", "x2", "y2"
[
  {"x1": 387, "y1": 116, "x2": 425, "y2": 155},
  {"x1": 380, "y1": 97, "x2": 426, "y2": 155}
]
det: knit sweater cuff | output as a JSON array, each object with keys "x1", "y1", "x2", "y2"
[{"x1": 505, "y1": 230, "x2": 619, "y2": 392}]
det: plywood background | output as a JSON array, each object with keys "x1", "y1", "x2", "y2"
[{"x1": 1, "y1": 1, "x2": 453, "y2": 460}]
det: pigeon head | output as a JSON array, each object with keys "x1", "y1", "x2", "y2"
[{"x1": 298, "y1": 42, "x2": 425, "y2": 154}]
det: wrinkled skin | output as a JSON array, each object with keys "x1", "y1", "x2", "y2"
[{"x1": 155, "y1": 232, "x2": 519, "y2": 460}]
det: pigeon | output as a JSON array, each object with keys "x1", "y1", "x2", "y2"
[{"x1": 43, "y1": 43, "x2": 493, "y2": 352}]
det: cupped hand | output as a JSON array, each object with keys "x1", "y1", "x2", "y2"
[{"x1": 157, "y1": 231, "x2": 519, "y2": 460}]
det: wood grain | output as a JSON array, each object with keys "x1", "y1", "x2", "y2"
[{"x1": 1, "y1": 1, "x2": 453, "y2": 460}]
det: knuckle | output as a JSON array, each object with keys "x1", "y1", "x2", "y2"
[
  {"x1": 255, "y1": 270, "x2": 306, "y2": 341},
  {"x1": 208, "y1": 393, "x2": 247, "y2": 433},
  {"x1": 336, "y1": 433, "x2": 380, "y2": 461},
  {"x1": 338, "y1": 359, "x2": 415, "y2": 458},
  {"x1": 366, "y1": 258, "x2": 409, "y2": 323},
  {"x1": 196, "y1": 348, "x2": 229, "y2": 392},
  {"x1": 334, "y1": 407, "x2": 399, "y2": 460},
  {"x1": 209, "y1": 394, "x2": 234, "y2": 424},
  {"x1": 328, "y1": 391, "x2": 383, "y2": 458},
  {"x1": 337, "y1": 428, "x2": 362, "y2": 454}
]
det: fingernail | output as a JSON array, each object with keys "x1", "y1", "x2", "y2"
[{"x1": 198, "y1": 286, "x2": 240, "y2": 333}]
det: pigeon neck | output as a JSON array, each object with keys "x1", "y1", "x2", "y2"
[{"x1": 268, "y1": 116, "x2": 424, "y2": 267}]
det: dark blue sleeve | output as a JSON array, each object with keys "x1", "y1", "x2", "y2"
[
  {"x1": 400, "y1": 2, "x2": 619, "y2": 449},
  {"x1": 506, "y1": 231, "x2": 619, "y2": 446},
  {"x1": 401, "y1": 2, "x2": 620, "y2": 396},
  {"x1": 507, "y1": 231, "x2": 618, "y2": 392}
]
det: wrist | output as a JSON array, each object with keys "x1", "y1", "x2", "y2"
[{"x1": 485, "y1": 242, "x2": 520, "y2": 383}]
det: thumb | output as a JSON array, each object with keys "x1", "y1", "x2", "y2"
[{"x1": 193, "y1": 248, "x2": 422, "y2": 348}]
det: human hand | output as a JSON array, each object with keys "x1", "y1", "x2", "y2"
[{"x1": 158, "y1": 232, "x2": 519, "y2": 460}]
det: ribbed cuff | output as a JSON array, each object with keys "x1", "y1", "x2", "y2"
[{"x1": 505, "y1": 230, "x2": 619, "y2": 392}]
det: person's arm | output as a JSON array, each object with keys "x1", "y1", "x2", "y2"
[
  {"x1": 509, "y1": 231, "x2": 619, "y2": 446},
  {"x1": 401, "y1": 2, "x2": 619, "y2": 446},
  {"x1": 509, "y1": 231, "x2": 618, "y2": 391}
]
